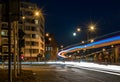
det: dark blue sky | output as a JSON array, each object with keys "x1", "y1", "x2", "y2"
[{"x1": 31, "y1": 0, "x2": 120, "y2": 46}]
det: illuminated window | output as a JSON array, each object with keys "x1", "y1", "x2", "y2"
[
  {"x1": 35, "y1": 20, "x2": 39, "y2": 24},
  {"x1": 1, "y1": 31, "x2": 8, "y2": 36},
  {"x1": 36, "y1": 34, "x2": 39, "y2": 38},
  {"x1": 32, "y1": 34, "x2": 39, "y2": 38},
  {"x1": 48, "y1": 47, "x2": 51, "y2": 51}
]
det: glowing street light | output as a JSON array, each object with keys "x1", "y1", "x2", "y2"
[
  {"x1": 81, "y1": 41, "x2": 85, "y2": 44},
  {"x1": 48, "y1": 37, "x2": 52, "y2": 41},
  {"x1": 61, "y1": 45, "x2": 64, "y2": 48},
  {"x1": 46, "y1": 33, "x2": 49, "y2": 37},
  {"x1": 77, "y1": 28, "x2": 81, "y2": 32},
  {"x1": 102, "y1": 48, "x2": 106, "y2": 51},
  {"x1": 34, "y1": 9, "x2": 43, "y2": 17},
  {"x1": 111, "y1": 45, "x2": 114, "y2": 48},
  {"x1": 73, "y1": 32, "x2": 76, "y2": 36},
  {"x1": 34, "y1": 11, "x2": 40, "y2": 16},
  {"x1": 90, "y1": 39, "x2": 94, "y2": 43},
  {"x1": 89, "y1": 25, "x2": 95, "y2": 31},
  {"x1": 22, "y1": 16, "x2": 26, "y2": 20}
]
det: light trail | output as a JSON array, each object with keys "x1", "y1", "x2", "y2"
[
  {"x1": 64, "y1": 62, "x2": 120, "y2": 76},
  {"x1": 58, "y1": 35, "x2": 120, "y2": 58},
  {"x1": 1, "y1": 61, "x2": 120, "y2": 76}
]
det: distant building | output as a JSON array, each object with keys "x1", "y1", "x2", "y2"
[
  {"x1": 0, "y1": 1, "x2": 45, "y2": 61},
  {"x1": 45, "y1": 33, "x2": 59, "y2": 60}
]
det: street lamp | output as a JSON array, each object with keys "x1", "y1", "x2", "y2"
[
  {"x1": 90, "y1": 39, "x2": 94, "y2": 43},
  {"x1": 22, "y1": 16, "x2": 26, "y2": 20},
  {"x1": 60, "y1": 45, "x2": 64, "y2": 50},
  {"x1": 34, "y1": 11, "x2": 40, "y2": 16},
  {"x1": 46, "y1": 33, "x2": 49, "y2": 37},
  {"x1": 48, "y1": 37, "x2": 52, "y2": 41},
  {"x1": 77, "y1": 28, "x2": 81, "y2": 32},
  {"x1": 61, "y1": 45, "x2": 63, "y2": 48},
  {"x1": 81, "y1": 41, "x2": 85, "y2": 44},
  {"x1": 34, "y1": 9, "x2": 43, "y2": 17},
  {"x1": 89, "y1": 25, "x2": 95, "y2": 31},
  {"x1": 87, "y1": 24, "x2": 96, "y2": 43},
  {"x1": 73, "y1": 32, "x2": 76, "y2": 36}
]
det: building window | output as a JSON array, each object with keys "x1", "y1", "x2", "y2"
[
  {"x1": 2, "y1": 46, "x2": 8, "y2": 52},
  {"x1": 31, "y1": 26, "x2": 37, "y2": 31},
  {"x1": 27, "y1": 49, "x2": 39, "y2": 54},
  {"x1": 48, "y1": 47, "x2": 51, "y2": 51},
  {"x1": 46, "y1": 47, "x2": 47, "y2": 51},
  {"x1": 25, "y1": 34, "x2": 31, "y2": 38},
  {"x1": 25, "y1": 41, "x2": 31, "y2": 46},
  {"x1": 35, "y1": 20, "x2": 39, "y2": 24},
  {"x1": 32, "y1": 34, "x2": 38, "y2": 38},
  {"x1": 1, "y1": 31, "x2": 8, "y2": 36},
  {"x1": 50, "y1": 47, "x2": 53, "y2": 51},
  {"x1": 25, "y1": 26, "x2": 31, "y2": 31},
  {"x1": 21, "y1": 3, "x2": 28, "y2": 8},
  {"x1": 33, "y1": 49, "x2": 39, "y2": 54},
  {"x1": 31, "y1": 41, "x2": 39, "y2": 46},
  {"x1": 25, "y1": 49, "x2": 29, "y2": 54},
  {"x1": 2, "y1": 38, "x2": 8, "y2": 44},
  {"x1": 34, "y1": 34, "x2": 39, "y2": 38},
  {"x1": 24, "y1": 11, "x2": 33, "y2": 16},
  {"x1": 25, "y1": 18, "x2": 34, "y2": 24},
  {"x1": 2, "y1": 24, "x2": 8, "y2": 28}
]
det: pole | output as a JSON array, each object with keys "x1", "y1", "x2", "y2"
[
  {"x1": 8, "y1": 10, "x2": 12, "y2": 82},
  {"x1": 19, "y1": 41, "x2": 21, "y2": 75},
  {"x1": 17, "y1": 39, "x2": 20, "y2": 75},
  {"x1": 13, "y1": 21, "x2": 18, "y2": 77}
]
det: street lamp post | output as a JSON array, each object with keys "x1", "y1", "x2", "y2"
[
  {"x1": 75, "y1": 24, "x2": 96, "y2": 43},
  {"x1": 49, "y1": 37, "x2": 52, "y2": 60},
  {"x1": 71, "y1": 23, "x2": 96, "y2": 61},
  {"x1": 88, "y1": 25, "x2": 95, "y2": 42},
  {"x1": 73, "y1": 24, "x2": 96, "y2": 58}
]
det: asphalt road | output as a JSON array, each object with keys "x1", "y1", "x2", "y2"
[{"x1": 22, "y1": 64, "x2": 120, "y2": 82}]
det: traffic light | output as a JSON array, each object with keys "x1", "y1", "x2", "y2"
[
  {"x1": 19, "y1": 39, "x2": 25, "y2": 48},
  {"x1": 18, "y1": 29, "x2": 25, "y2": 48},
  {"x1": 18, "y1": 29, "x2": 25, "y2": 39}
]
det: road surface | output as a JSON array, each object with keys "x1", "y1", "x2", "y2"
[{"x1": 22, "y1": 64, "x2": 120, "y2": 82}]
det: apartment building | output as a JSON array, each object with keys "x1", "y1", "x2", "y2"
[{"x1": 0, "y1": 1, "x2": 45, "y2": 61}]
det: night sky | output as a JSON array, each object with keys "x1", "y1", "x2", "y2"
[{"x1": 30, "y1": 0, "x2": 120, "y2": 47}]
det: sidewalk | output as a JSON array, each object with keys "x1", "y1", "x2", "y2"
[{"x1": 0, "y1": 69, "x2": 35, "y2": 82}]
